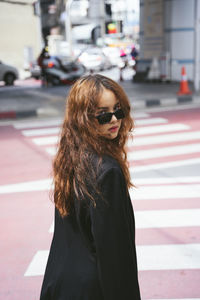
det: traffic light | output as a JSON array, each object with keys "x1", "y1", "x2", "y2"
[{"x1": 105, "y1": 3, "x2": 112, "y2": 16}]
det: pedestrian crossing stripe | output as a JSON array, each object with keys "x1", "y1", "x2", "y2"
[
  {"x1": 133, "y1": 123, "x2": 189, "y2": 135},
  {"x1": 22, "y1": 127, "x2": 60, "y2": 137},
  {"x1": 130, "y1": 158, "x2": 200, "y2": 173},
  {"x1": 24, "y1": 243, "x2": 200, "y2": 276},
  {"x1": 128, "y1": 143, "x2": 200, "y2": 161},
  {"x1": 49, "y1": 208, "x2": 200, "y2": 232},
  {"x1": 128, "y1": 131, "x2": 200, "y2": 147},
  {"x1": 32, "y1": 136, "x2": 58, "y2": 146},
  {"x1": 20, "y1": 123, "x2": 190, "y2": 139},
  {"x1": 129, "y1": 184, "x2": 200, "y2": 200},
  {"x1": 135, "y1": 117, "x2": 168, "y2": 125},
  {"x1": 135, "y1": 209, "x2": 200, "y2": 229},
  {"x1": 46, "y1": 142, "x2": 200, "y2": 159},
  {"x1": 1, "y1": 179, "x2": 200, "y2": 196},
  {"x1": 133, "y1": 176, "x2": 200, "y2": 184},
  {"x1": 13, "y1": 118, "x2": 63, "y2": 129}
]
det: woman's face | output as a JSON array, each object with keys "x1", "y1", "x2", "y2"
[{"x1": 95, "y1": 88, "x2": 122, "y2": 140}]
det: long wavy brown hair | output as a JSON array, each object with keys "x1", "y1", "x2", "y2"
[{"x1": 53, "y1": 74, "x2": 134, "y2": 217}]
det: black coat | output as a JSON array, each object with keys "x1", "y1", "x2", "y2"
[{"x1": 40, "y1": 155, "x2": 141, "y2": 300}]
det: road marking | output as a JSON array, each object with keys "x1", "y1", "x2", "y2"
[
  {"x1": 135, "y1": 117, "x2": 168, "y2": 126},
  {"x1": 128, "y1": 143, "x2": 200, "y2": 161},
  {"x1": 0, "y1": 179, "x2": 52, "y2": 194},
  {"x1": 22, "y1": 127, "x2": 60, "y2": 137},
  {"x1": 24, "y1": 250, "x2": 48, "y2": 276},
  {"x1": 135, "y1": 209, "x2": 200, "y2": 228},
  {"x1": 128, "y1": 131, "x2": 200, "y2": 147},
  {"x1": 24, "y1": 243, "x2": 200, "y2": 276},
  {"x1": 130, "y1": 184, "x2": 200, "y2": 200},
  {"x1": 1, "y1": 177, "x2": 200, "y2": 194},
  {"x1": 21, "y1": 118, "x2": 180, "y2": 138},
  {"x1": 133, "y1": 176, "x2": 200, "y2": 185},
  {"x1": 130, "y1": 158, "x2": 200, "y2": 173},
  {"x1": 49, "y1": 222, "x2": 54, "y2": 233},
  {"x1": 13, "y1": 118, "x2": 62, "y2": 129},
  {"x1": 46, "y1": 146, "x2": 57, "y2": 155},
  {"x1": 49, "y1": 208, "x2": 200, "y2": 233},
  {"x1": 132, "y1": 112, "x2": 150, "y2": 118},
  {"x1": 45, "y1": 139, "x2": 199, "y2": 157},
  {"x1": 132, "y1": 123, "x2": 189, "y2": 136},
  {"x1": 32, "y1": 136, "x2": 58, "y2": 145},
  {"x1": 137, "y1": 243, "x2": 200, "y2": 271}
]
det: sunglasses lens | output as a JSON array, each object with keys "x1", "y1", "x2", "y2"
[
  {"x1": 115, "y1": 108, "x2": 125, "y2": 119},
  {"x1": 97, "y1": 113, "x2": 112, "y2": 125},
  {"x1": 96, "y1": 109, "x2": 125, "y2": 125}
]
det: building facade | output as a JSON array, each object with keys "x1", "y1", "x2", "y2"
[
  {"x1": 0, "y1": 0, "x2": 42, "y2": 73},
  {"x1": 138, "y1": 0, "x2": 200, "y2": 84}
]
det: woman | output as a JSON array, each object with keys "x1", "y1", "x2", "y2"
[{"x1": 40, "y1": 74, "x2": 141, "y2": 300}]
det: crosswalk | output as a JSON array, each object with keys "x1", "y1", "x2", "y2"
[{"x1": 9, "y1": 111, "x2": 200, "y2": 298}]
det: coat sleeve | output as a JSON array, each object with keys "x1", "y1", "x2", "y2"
[{"x1": 89, "y1": 167, "x2": 141, "y2": 300}]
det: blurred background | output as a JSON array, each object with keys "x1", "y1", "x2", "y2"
[
  {"x1": 0, "y1": 0, "x2": 199, "y2": 89},
  {"x1": 1, "y1": 2, "x2": 200, "y2": 300}
]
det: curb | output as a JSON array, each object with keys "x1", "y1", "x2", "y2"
[
  {"x1": 0, "y1": 95, "x2": 195, "y2": 120},
  {"x1": 0, "y1": 107, "x2": 59, "y2": 120},
  {"x1": 132, "y1": 95, "x2": 193, "y2": 109},
  {"x1": 0, "y1": 110, "x2": 37, "y2": 119}
]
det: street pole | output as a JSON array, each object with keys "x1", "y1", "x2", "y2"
[
  {"x1": 100, "y1": 0, "x2": 105, "y2": 41},
  {"x1": 65, "y1": 0, "x2": 73, "y2": 57},
  {"x1": 194, "y1": 0, "x2": 200, "y2": 92},
  {"x1": 89, "y1": 0, "x2": 105, "y2": 43}
]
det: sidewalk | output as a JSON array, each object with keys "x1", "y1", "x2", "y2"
[{"x1": 0, "y1": 74, "x2": 199, "y2": 120}]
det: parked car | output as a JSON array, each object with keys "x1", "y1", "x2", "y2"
[
  {"x1": 78, "y1": 47, "x2": 112, "y2": 72},
  {"x1": 0, "y1": 61, "x2": 19, "y2": 85}
]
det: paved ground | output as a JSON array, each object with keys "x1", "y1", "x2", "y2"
[
  {"x1": 0, "y1": 105, "x2": 200, "y2": 299},
  {"x1": 0, "y1": 67, "x2": 199, "y2": 120}
]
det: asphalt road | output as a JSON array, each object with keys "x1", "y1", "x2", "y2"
[{"x1": 0, "y1": 101, "x2": 200, "y2": 299}]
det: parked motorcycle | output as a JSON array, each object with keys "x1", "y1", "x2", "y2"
[{"x1": 33, "y1": 50, "x2": 86, "y2": 85}]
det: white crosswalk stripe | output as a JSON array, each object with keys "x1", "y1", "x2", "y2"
[
  {"x1": 128, "y1": 143, "x2": 200, "y2": 160},
  {"x1": 129, "y1": 131, "x2": 200, "y2": 146},
  {"x1": 135, "y1": 209, "x2": 200, "y2": 228},
  {"x1": 22, "y1": 127, "x2": 60, "y2": 137},
  {"x1": 19, "y1": 114, "x2": 200, "y2": 298},
  {"x1": 132, "y1": 123, "x2": 190, "y2": 135},
  {"x1": 135, "y1": 117, "x2": 168, "y2": 125},
  {"x1": 24, "y1": 243, "x2": 200, "y2": 276},
  {"x1": 129, "y1": 184, "x2": 200, "y2": 199},
  {"x1": 32, "y1": 136, "x2": 58, "y2": 145},
  {"x1": 130, "y1": 157, "x2": 200, "y2": 173}
]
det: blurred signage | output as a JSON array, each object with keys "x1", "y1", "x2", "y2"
[
  {"x1": 48, "y1": 4, "x2": 56, "y2": 14},
  {"x1": 143, "y1": 0, "x2": 164, "y2": 59},
  {"x1": 108, "y1": 23, "x2": 117, "y2": 34}
]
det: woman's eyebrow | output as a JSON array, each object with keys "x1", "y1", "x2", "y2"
[
  {"x1": 97, "y1": 102, "x2": 120, "y2": 110},
  {"x1": 98, "y1": 106, "x2": 108, "y2": 109}
]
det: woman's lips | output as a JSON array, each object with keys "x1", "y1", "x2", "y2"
[{"x1": 108, "y1": 126, "x2": 118, "y2": 133}]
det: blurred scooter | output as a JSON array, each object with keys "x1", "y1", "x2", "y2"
[
  {"x1": 118, "y1": 49, "x2": 136, "y2": 81},
  {"x1": 37, "y1": 48, "x2": 86, "y2": 86}
]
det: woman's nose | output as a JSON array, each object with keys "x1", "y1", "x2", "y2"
[{"x1": 110, "y1": 114, "x2": 118, "y2": 122}]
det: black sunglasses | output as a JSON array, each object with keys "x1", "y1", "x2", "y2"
[{"x1": 95, "y1": 108, "x2": 125, "y2": 125}]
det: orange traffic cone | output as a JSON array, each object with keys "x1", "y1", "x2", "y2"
[{"x1": 177, "y1": 66, "x2": 192, "y2": 95}]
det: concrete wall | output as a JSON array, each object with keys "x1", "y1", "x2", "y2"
[
  {"x1": 0, "y1": 2, "x2": 42, "y2": 75},
  {"x1": 166, "y1": 0, "x2": 195, "y2": 81},
  {"x1": 139, "y1": 0, "x2": 200, "y2": 82}
]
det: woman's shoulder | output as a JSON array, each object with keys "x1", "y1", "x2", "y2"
[{"x1": 90, "y1": 152, "x2": 122, "y2": 178}]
